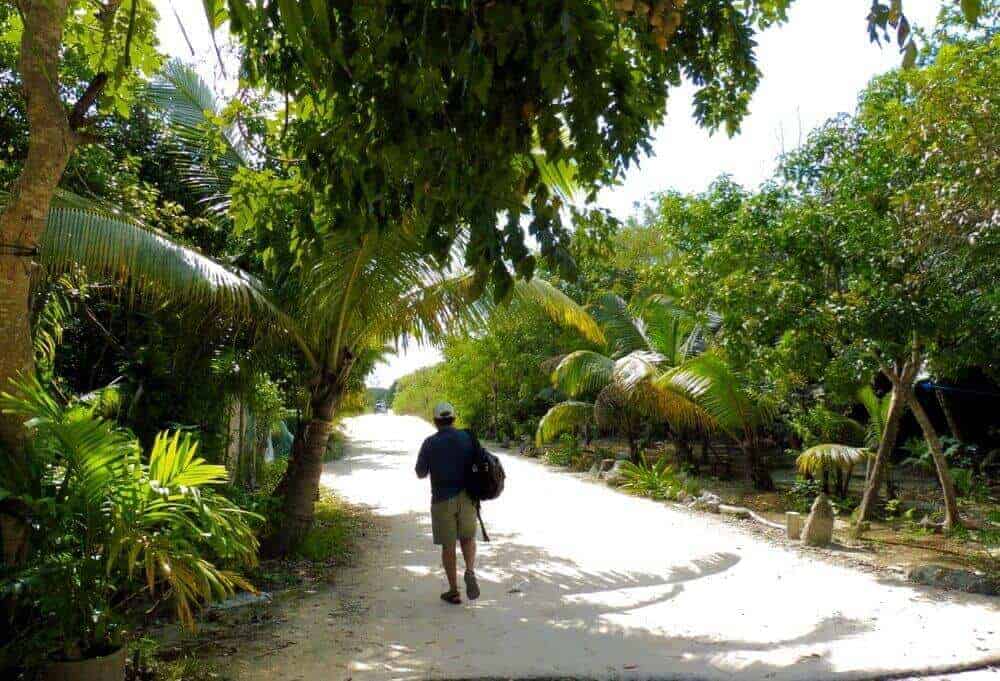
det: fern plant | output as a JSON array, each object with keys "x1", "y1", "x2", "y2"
[{"x1": 0, "y1": 378, "x2": 260, "y2": 667}]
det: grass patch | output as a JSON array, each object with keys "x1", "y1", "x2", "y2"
[
  {"x1": 323, "y1": 430, "x2": 347, "y2": 462},
  {"x1": 293, "y1": 493, "x2": 362, "y2": 563},
  {"x1": 127, "y1": 637, "x2": 232, "y2": 681}
]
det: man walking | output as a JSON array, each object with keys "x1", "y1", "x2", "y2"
[{"x1": 415, "y1": 402, "x2": 481, "y2": 604}]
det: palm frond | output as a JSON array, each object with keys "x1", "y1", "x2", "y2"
[
  {"x1": 513, "y1": 279, "x2": 606, "y2": 346},
  {"x1": 551, "y1": 351, "x2": 614, "y2": 398},
  {"x1": 536, "y1": 401, "x2": 594, "y2": 446},
  {"x1": 796, "y1": 444, "x2": 870, "y2": 477},
  {"x1": 654, "y1": 353, "x2": 775, "y2": 441},
  {"x1": 612, "y1": 350, "x2": 664, "y2": 391},
  {"x1": 532, "y1": 126, "x2": 580, "y2": 204},
  {"x1": 590, "y1": 293, "x2": 647, "y2": 357},
  {"x1": 857, "y1": 385, "x2": 892, "y2": 449},
  {"x1": 533, "y1": 151, "x2": 579, "y2": 205},
  {"x1": 637, "y1": 295, "x2": 698, "y2": 364},
  {"x1": 149, "y1": 60, "x2": 247, "y2": 215},
  {"x1": 35, "y1": 205, "x2": 316, "y2": 368}
]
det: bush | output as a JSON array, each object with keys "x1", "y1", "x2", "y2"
[
  {"x1": 294, "y1": 493, "x2": 360, "y2": 563},
  {"x1": 782, "y1": 478, "x2": 822, "y2": 513},
  {"x1": 619, "y1": 458, "x2": 699, "y2": 501},
  {"x1": 258, "y1": 458, "x2": 288, "y2": 496},
  {"x1": 545, "y1": 433, "x2": 579, "y2": 467},
  {"x1": 0, "y1": 378, "x2": 260, "y2": 670},
  {"x1": 324, "y1": 430, "x2": 347, "y2": 462}
]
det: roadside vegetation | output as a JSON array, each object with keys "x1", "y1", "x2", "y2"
[
  {"x1": 392, "y1": 14, "x2": 1000, "y2": 570},
  {"x1": 0, "y1": 0, "x2": 994, "y2": 678}
]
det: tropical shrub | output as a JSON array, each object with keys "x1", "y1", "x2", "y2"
[
  {"x1": 545, "y1": 433, "x2": 579, "y2": 467},
  {"x1": 619, "y1": 458, "x2": 699, "y2": 501},
  {"x1": 0, "y1": 379, "x2": 259, "y2": 669},
  {"x1": 795, "y1": 444, "x2": 870, "y2": 498},
  {"x1": 782, "y1": 478, "x2": 823, "y2": 514},
  {"x1": 294, "y1": 493, "x2": 360, "y2": 564}
]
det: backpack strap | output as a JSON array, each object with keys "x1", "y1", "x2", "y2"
[
  {"x1": 463, "y1": 428, "x2": 484, "y2": 455},
  {"x1": 475, "y1": 500, "x2": 490, "y2": 543}
]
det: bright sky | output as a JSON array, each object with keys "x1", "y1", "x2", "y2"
[{"x1": 153, "y1": 0, "x2": 941, "y2": 389}]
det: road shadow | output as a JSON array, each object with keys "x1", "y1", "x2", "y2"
[
  {"x1": 309, "y1": 423, "x2": 997, "y2": 681},
  {"x1": 341, "y1": 506, "x2": 875, "y2": 681}
]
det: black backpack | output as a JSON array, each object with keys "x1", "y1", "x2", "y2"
[{"x1": 463, "y1": 430, "x2": 505, "y2": 541}]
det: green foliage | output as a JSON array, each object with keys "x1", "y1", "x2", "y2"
[
  {"x1": 127, "y1": 636, "x2": 233, "y2": 681},
  {"x1": 391, "y1": 364, "x2": 452, "y2": 424},
  {"x1": 795, "y1": 444, "x2": 870, "y2": 478},
  {"x1": 324, "y1": 430, "x2": 347, "y2": 463},
  {"x1": 258, "y1": 458, "x2": 288, "y2": 498},
  {"x1": 782, "y1": 478, "x2": 822, "y2": 514},
  {"x1": 537, "y1": 401, "x2": 594, "y2": 447},
  {"x1": 545, "y1": 433, "x2": 580, "y2": 467},
  {"x1": 0, "y1": 378, "x2": 259, "y2": 668},
  {"x1": 619, "y1": 458, "x2": 698, "y2": 501},
  {"x1": 208, "y1": 0, "x2": 792, "y2": 291},
  {"x1": 293, "y1": 493, "x2": 360, "y2": 564}
]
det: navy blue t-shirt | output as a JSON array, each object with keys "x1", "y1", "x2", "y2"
[{"x1": 415, "y1": 427, "x2": 475, "y2": 503}]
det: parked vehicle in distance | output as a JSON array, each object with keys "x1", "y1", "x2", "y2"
[{"x1": 374, "y1": 400, "x2": 387, "y2": 414}]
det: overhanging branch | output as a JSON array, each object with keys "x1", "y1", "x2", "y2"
[{"x1": 68, "y1": 73, "x2": 108, "y2": 131}]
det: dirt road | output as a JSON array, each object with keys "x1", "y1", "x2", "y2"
[{"x1": 236, "y1": 414, "x2": 1000, "y2": 681}]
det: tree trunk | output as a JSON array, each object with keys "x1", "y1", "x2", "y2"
[
  {"x1": 627, "y1": 435, "x2": 641, "y2": 464},
  {"x1": 743, "y1": 444, "x2": 775, "y2": 491},
  {"x1": 676, "y1": 434, "x2": 692, "y2": 468},
  {"x1": 0, "y1": 0, "x2": 75, "y2": 454},
  {"x1": 905, "y1": 388, "x2": 961, "y2": 530},
  {"x1": 265, "y1": 350, "x2": 355, "y2": 556},
  {"x1": 856, "y1": 383, "x2": 907, "y2": 528},
  {"x1": 935, "y1": 387, "x2": 966, "y2": 443}
]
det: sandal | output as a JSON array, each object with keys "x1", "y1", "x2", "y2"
[
  {"x1": 440, "y1": 590, "x2": 461, "y2": 605},
  {"x1": 464, "y1": 570, "x2": 480, "y2": 601}
]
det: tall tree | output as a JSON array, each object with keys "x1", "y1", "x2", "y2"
[
  {"x1": 653, "y1": 36, "x2": 999, "y2": 529},
  {"x1": 0, "y1": 1, "x2": 160, "y2": 451}
]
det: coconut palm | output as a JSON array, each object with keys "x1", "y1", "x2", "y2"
[
  {"x1": 150, "y1": 62, "x2": 600, "y2": 552},
  {"x1": 651, "y1": 352, "x2": 779, "y2": 490},
  {"x1": 532, "y1": 288, "x2": 780, "y2": 487},
  {"x1": 535, "y1": 292, "x2": 711, "y2": 462},
  {"x1": 788, "y1": 403, "x2": 868, "y2": 496}
]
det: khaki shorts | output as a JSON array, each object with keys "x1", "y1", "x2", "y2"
[{"x1": 430, "y1": 491, "x2": 478, "y2": 545}]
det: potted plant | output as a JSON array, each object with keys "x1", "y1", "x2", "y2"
[{"x1": 0, "y1": 378, "x2": 260, "y2": 679}]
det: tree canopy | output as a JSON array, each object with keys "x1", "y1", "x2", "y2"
[{"x1": 203, "y1": 0, "x2": 794, "y2": 295}]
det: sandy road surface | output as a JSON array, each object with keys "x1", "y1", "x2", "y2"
[{"x1": 235, "y1": 414, "x2": 999, "y2": 681}]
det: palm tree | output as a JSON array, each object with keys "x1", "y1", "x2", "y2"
[
  {"x1": 535, "y1": 292, "x2": 709, "y2": 462},
  {"x1": 0, "y1": 187, "x2": 283, "y2": 456},
  {"x1": 533, "y1": 288, "x2": 780, "y2": 488},
  {"x1": 652, "y1": 352, "x2": 778, "y2": 490},
  {"x1": 150, "y1": 62, "x2": 597, "y2": 553},
  {"x1": 857, "y1": 385, "x2": 893, "y2": 489}
]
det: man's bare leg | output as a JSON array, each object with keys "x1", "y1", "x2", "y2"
[
  {"x1": 459, "y1": 538, "x2": 476, "y2": 573},
  {"x1": 442, "y1": 543, "x2": 459, "y2": 592}
]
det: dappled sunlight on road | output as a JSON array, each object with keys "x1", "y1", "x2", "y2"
[{"x1": 248, "y1": 414, "x2": 1000, "y2": 681}]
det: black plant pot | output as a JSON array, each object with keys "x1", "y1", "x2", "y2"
[{"x1": 41, "y1": 646, "x2": 126, "y2": 681}]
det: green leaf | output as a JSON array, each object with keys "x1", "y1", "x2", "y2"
[
  {"x1": 961, "y1": 0, "x2": 982, "y2": 23},
  {"x1": 901, "y1": 40, "x2": 917, "y2": 69}
]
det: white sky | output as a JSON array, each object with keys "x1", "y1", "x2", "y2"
[{"x1": 154, "y1": 0, "x2": 942, "y2": 389}]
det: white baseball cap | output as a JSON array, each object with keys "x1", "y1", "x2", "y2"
[{"x1": 433, "y1": 402, "x2": 456, "y2": 419}]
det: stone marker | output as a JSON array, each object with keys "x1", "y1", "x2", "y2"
[
  {"x1": 689, "y1": 492, "x2": 721, "y2": 513},
  {"x1": 801, "y1": 493, "x2": 834, "y2": 547},
  {"x1": 603, "y1": 460, "x2": 628, "y2": 486},
  {"x1": 786, "y1": 511, "x2": 804, "y2": 540}
]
